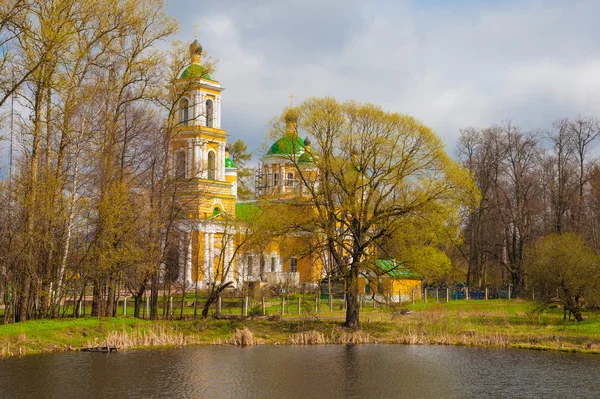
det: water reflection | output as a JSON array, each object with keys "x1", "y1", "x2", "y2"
[{"x1": 1, "y1": 345, "x2": 599, "y2": 398}]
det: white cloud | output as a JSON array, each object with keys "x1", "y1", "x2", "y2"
[{"x1": 169, "y1": 0, "x2": 600, "y2": 158}]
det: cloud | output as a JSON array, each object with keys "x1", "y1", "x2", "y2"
[{"x1": 168, "y1": 0, "x2": 600, "y2": 158}]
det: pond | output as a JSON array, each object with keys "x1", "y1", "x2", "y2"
[{"x1": 0, "y1": 345, "x2": 599, "y2": 398}]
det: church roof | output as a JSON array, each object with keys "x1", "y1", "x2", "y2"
[
  {"x1": 225, "y1": 157, "x2": 237, "y2": 168},
  {"x1": 190, "y1": 39, "x2": 203, "y2": 55},
  {"x1": 266, "y1": 135, "x2": 305, "y2": 156},
  {"x1": 298, "y1": 151, "x2": 315, "y2": 164},
  {"x1": 235, "y1": 202, "x2": 261, "y2": 222},
  {"x1": 180, "y1": 64, "x2": 212, "y2": 80}
]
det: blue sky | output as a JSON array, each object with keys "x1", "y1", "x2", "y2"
[{"x1": 165, "y1": 0, "x2": 600, "y2": 161}]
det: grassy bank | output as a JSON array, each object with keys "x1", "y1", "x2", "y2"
[{"x1": 2, "y1": 299, "x2": 600, "y2": 357}]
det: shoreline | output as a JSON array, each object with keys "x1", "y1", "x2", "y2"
[{"x1": 2, "y1": 301, "x2": 600, "y2": 357}]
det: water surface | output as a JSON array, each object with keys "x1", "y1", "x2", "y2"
[{"x1": 1, "y1": 345, "x2": 599, "y2": 398}]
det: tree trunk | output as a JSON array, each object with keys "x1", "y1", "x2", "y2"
[
  {"x1": 343, "y1": 266, "x2": 360, "y2": 329},
  {"x1": 150, "y1": 271, "x2": 159, "y2": 320}
]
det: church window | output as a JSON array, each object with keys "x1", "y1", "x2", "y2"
[
  {"x1": 207, "y1": 151, "x2": 216, "y2": 180},
  {"x1": 286, "y1": 172, "x2": 294, "y2": 187},
  {"x1": 180, "y1": 98, "x2": 189, "y2": 126},
  {"x1": 290, "y1": 256, "x2": 297, "y2": 273},
  {"x1": 247, "y1": 255, "x2": 254, "y2": 276},
  {"x1": 271, "y1": 257, "x2": 277, "y2": 272},
  {"x1": 206, "y1": 99, "x2": 214, "y2": 128},
  {"x1": 175, "y1": 151, "x2": 186, "y2": 178},
  {"x1": 273, "y1": 172, "x2": 279, "y2": 187}
]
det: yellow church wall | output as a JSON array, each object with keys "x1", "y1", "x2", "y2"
[
  {"x1": 192, "y1": 231, "x2": 202, "y2": 281},
  {"x1": 276, "y1": 234, "x2": 322, "y2": 283},
  {"x1": 213, "y1": 232, "x2": 224, "y2": 281}
]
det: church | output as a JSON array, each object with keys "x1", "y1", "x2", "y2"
[
  {"x1": 169, "y1": 37, "x2": 322, "y2": 291},
  {"x1": 169, "y1": 37, "x2": 422, "y2": 301}
]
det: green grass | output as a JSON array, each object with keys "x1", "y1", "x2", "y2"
[{"x1": 2, "y1": 299, "x2": 600, "y2": 357}]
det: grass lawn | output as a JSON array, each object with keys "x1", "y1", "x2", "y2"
[{"x1": 1, "y1": 299, "x2": 600, "y2": 357}]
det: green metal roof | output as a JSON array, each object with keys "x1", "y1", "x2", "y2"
[
  {"x1": 376, "y1": 259, "x2": 422, "y2": 280},
  {"x1": 266, "y1": 135, "x2": 305, "y2": 156},
  {"x1": 180, "y1": 64, "x2": 212, "y2": 80},
  {"x1": 225, "y1": 157, "x2": 237, "y2": 168},
  {"x1": 298, "y1": 151, "x2": 315, "y2": 164},
  {"x1": 235, "y1": 202, "x2": 261, "y2": 222}
]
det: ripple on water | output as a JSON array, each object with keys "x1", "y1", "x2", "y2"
[{"x1": 1, "y1": 345, "x2": 599, "y2": 399}]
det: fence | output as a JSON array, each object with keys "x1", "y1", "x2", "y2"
[
  {"x1": 422, "y1": 286, "x2": 514, "y2": 303},
  {"x1": 49, "y1": 285, "x2": 524, "y2": 320}
]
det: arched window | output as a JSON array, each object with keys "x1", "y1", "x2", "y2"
[
  {"x1": 290, "y1": 256, "x2": 297, "y2": 273},
  {"x1": 180, "y1": 98, "x2": 189, "y2": 126},
  {"x1": 271, "y1": 257, "x2": 277, "y2": 273},
  {"x1": 175, "y1": 151, "x2": 186, "y2": 178},
  {"x1": 206, "y1": 99, "x2": 214, "y2": 128},
  {"x1": 247, "y1": 255, "x2": 254, "y2": 276},
  {"x1": 273, "y1": 172, "x2": 279, "y2": 187},
  {"x1": 207, "y1": 151, "x2": 216, "y2": 180},
  {"x1": 286, "y1": 172, "x2": 294, "y2": 187}
]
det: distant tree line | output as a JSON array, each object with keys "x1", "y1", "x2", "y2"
[{"x1": 457, "y1": 117, "x2": 600, "y2": 311}]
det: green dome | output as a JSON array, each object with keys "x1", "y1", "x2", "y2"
[
  {"x1": 298, "y1": 151, "x2": 315, "y2": 164},
  {"x1": 180, "y1": 64, "x2": 212, "y2": 80},
  {"x1": 266, "y1": 135, "x2": 305, "y2": 155},
  {"x1": 225, "y1": 157, "x2": 237, "y2": 168}
]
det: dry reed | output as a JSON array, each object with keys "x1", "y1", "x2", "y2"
[
  {"x1": 88, "y1": 325, "x2": 196, "y2": 350},
  {"x1": 288, "y1": 330, "x2": 326, "y2": 345},
  {"x1": 227, "y1": 327, "x2": 258, "y2": 347}
]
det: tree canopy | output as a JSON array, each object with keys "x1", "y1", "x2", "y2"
[
  {"x1": 527, "y1": 233, "x2": 600, "y2": 321},
  {"x1": 273, "y1": 97, "x2": 479, "y2": 328}
]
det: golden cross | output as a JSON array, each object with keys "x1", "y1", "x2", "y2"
[
  {"x1": 289, "y1": 94, "x2": 294, "y2": 107},
  {"x1": 194, "y1": 24, "x2": 199, "y2": 39}
]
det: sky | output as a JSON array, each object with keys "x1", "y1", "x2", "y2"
[
  {"x1": 166, "y1": 0, "x2": 600, "y2": 161},
  {"x1": 2, "y1": 0, "x2": 600, "y2": 176}
]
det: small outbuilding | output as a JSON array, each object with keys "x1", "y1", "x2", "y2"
[{"x1": 360, "y1": 259, "x2": 423, "y2": 302}]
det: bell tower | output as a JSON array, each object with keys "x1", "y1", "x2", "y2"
[
  {"x1": 170, "y1": 38, "x2": 237, "y2": 218},
  {"x1": 168, "y1": 37, "x2": 239, "y2": 288}
]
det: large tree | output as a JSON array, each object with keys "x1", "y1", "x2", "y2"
[{"x1": 274, "y1": 98, "x2": 478, "y2": 329}]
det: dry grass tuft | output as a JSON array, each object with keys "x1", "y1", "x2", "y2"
[
  {"x1": 89, "y1": 325, "x2": 195, "y2": 349},
  {"x1": 331, "y1": 330, "x2": 371, "y2": 344},
  {"x1": 227, "y1": 327, "x2": 258, "y2": 347},
  {"x1": 288, "y1": 330, "x2": 326, "y2": 345}
]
